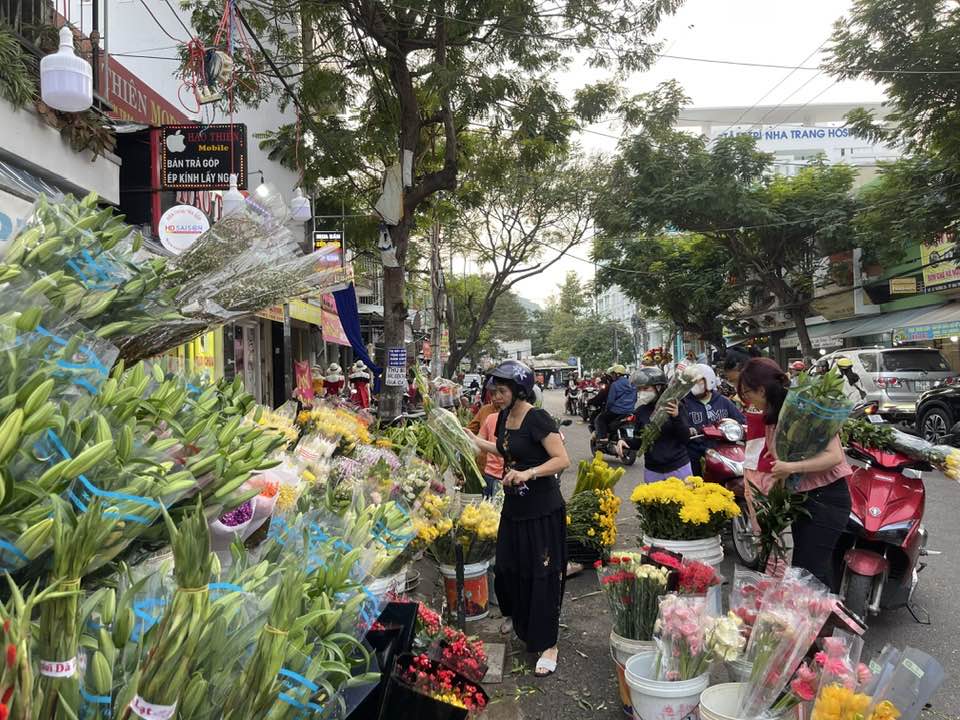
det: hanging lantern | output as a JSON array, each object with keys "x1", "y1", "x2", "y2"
[
  {"x1": 40, "y1": 26, "x2": 93, "y2": 113},
  {"x1": 289, "y1": 187, "x2": 312, "y2": 222},
  {"x1": 222, "y1": 173, "x2": 245, "y2": 216}
]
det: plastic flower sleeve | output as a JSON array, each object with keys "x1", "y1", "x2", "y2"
[
  {"x1": 862, "y1": 644, "x2": 901, "y2": 696},
  {"x1": 738, "y1": 569, "x2": 835, "y2": 718},
  {"x1": 866, "y1": 648, "x2": 945, "y2": 720},
  {"x1": 729, "y1": 567, "x2": 772, "y2": 637},
  {"x1": 653, "y1": 593, "x2": 712, "y2": 681},
  {"x1": 887, "y1": 428, "x2": 960, "y2": 482},
  {"x1": 809, "y1": 629, "x2": 866, "y2": 719}
]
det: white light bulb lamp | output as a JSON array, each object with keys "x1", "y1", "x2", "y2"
[
  {"x1": 222, "y1": 174, "x2": 245, "y2": 216},
  {"x1": 290, "y1": 187, "x2": 312, "y2": 222},
  {"x1": 40, "y1": 26, "x2": 93, "y2": 113}
]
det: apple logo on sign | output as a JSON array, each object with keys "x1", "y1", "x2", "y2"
[{"x1": 166, "y1": 130, "x2": 186, "y2": 153}]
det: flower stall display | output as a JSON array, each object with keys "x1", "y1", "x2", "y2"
[
  {"x1": 567, "y1": 488, "x2": 621, "y2": 558},
  {"x1": 738, "y1": 569, "x2": 837, "y2": 718},
  {"x1": 297, "y1": 402, "x2": 372, "y2": 450},
  {"x1": 631, "y1": 476, "x2": 740, "y2": 565},
  {"x1": 653, "y1": 594, "x2": 745, "y2": 681},
  {"x1": 387, "y1": 653, "x2": 488, "y2": 716},
  {"x1": 598, "y1": 554, "x2": 671, "y2": 641}
]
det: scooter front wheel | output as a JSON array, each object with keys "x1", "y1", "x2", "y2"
[
  {"x1": 731, "y1": 509, "x2": 761, "y2": 570},
  {"x1": 844, "y1": 571, "x2": 873, "y2": 623},
  {"x1": 621, "y1": 449, "x2": 637, "y2": 466}
]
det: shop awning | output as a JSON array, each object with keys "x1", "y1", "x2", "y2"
[
  {"x1": 841, "y1": 306, "x2": 940, "y2": 340},
  {"x1": 780, "y1": 316, "x2": 867, "y2": 350},
  {"x1": 892, "y1": 303, "x2": 960, "y2": 342}
]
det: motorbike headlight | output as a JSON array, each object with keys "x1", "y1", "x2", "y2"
[
  {"x1": 719, "y1": 420, "x2": 745, "y2": 443},
  {"x1": 874, "y1": 520, "x2": 915, "y2": 544}
]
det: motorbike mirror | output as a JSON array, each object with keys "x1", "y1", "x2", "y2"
[
  {"x1": 560, "y1": 419, "x2": 573, "y2": 427},
  {"x1": 902, "y1": 467, "x2": 923, "y2": 480}
]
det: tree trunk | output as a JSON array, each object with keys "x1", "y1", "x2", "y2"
[
  {"x1": 380, "y1": 223, "x2": 410, "y2": 420},
  {"x1": 793, "y1": 312, "x2": 815, "y2": 361}
]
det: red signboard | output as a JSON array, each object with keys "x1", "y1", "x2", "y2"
[
  {"x1": 105, "y1": 57, "x2": 188, "y2": 126},
  {"x1": 294, "y1": 361, "x2": 315, "y2": 403}
]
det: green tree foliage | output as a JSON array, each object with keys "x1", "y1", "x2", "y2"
[
  {"x1": 828, "y1": 0, "x2": 960, "y2": 164},
  {"x1": 184, "y1": 0, "x2": 682, "y2": 415},
  {"x1": 593, "y1": 233, "x2": 740, "y2": 347},
  {"x1": 446, "y1": 275, "x2": 528, "y2": 367},
  {"x1": 593, "y1": 83, "x2": 862, "y2": 357}
]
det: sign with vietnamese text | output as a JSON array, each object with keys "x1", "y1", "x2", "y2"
[
  {"x1": 158, "y1": 204, "x2": 209, "y2": 255},
  {"x1": 920, "y1": 230, "x2": 960, "y2": 292},
  {"x1": 386, "y1": 347, "x2": 406, "y2": 387},
  {"x1": 106, "y1": 57, "x2": 187, "y2": 126},
  {"x1": 894, "y1": 321, "x2": 960, "y2": 343},
  {"x1": 313, "y1": 231, "x2": 344, "y2": 267},
  {"x1": 890, "y1": 277, "x2": 919, "y2": 295},
  {"x1": 160, "y1": 124, "x2": 247, "y2": 191}
]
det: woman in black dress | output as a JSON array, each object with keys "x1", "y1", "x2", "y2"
[{"x1": 468, "y1": 360, "x2": 570, "y2": 677}]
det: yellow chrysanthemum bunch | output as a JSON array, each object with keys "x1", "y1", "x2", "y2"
[
  {"x1": 458, "y1": 502, "x2": 500, "y2": 541},
  {"x1": 631, "y1": 476, "x2": 740, "y2": 541},
  {"x1": 423, "y1": 499, "x2": 501, "y2": 564},
  {"x1": 811, "y1": 684, "x2": 871, "y2": 720},
  {"x1": 298, "y1": 405, "x2": 372, "y2": 446},
  {"x1": 568, "y1": 487, "x2": 620, "y2": 548}
]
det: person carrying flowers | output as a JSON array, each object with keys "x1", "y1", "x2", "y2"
[
  {"x1": 738, "y1": 358, "x2": 852, "y2": 590},
  {"x1": 681, "y1": 363, "x2": 745, "y2": 474},
  {"x1": 467, "y1": 359, "x2": 570, "y2": 678},
  {"x1": 616, "y1": 367, "x2": 692, "y2": 483}
]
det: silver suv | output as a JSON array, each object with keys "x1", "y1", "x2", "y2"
[{"x1": 819, "y1": 347, "x2": 955, "y2": 422}]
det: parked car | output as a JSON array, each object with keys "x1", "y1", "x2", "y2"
[
  {"x1": 915, "y1": 384, "x2": 960, "y2": 442},
  {"x1": 820, "y1": 347, "x2": 955, "y2": 424}
]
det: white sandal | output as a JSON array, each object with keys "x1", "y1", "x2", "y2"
[
  {"x1": 499, "y1": 618, "x2": 513, "y2": 635},
  {"x1": 535, "y1": 654, "x2": 558, "y2": 677}
]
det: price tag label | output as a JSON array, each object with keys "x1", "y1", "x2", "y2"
[
  {"x1": 130, "y1": 696, "x2": 177, "y2": 719},
  {"x1": 39, "y1": 657, "x2": 77, "y2": 678},
  {"x1": 902, "y1": 657, "x2": 925, "y2": 679}
]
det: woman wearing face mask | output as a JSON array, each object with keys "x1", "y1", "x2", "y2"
[
  {"x1": 738, "y1": 358, "x2": 852, "y2": 590},
  {"x1": 681, "y1": 364, "x2": 745, "y2": 474},
  {"x1": 616, "y1": 367, "x2": 692, "y2": 483}
]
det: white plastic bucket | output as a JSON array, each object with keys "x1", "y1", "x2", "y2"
[
  {"x1": 624, "y1": 650, "x2": 710, "y2": 720},
  {"x1": 699, "y1": 683, "x2": 745, "y2": 720},
  {"x1": 643, "y1": 535, "x2": 724, "y2": 567},
  {"x1": 724, "y1": 658, "x2": 753, "y2": 684},
  {"x1": 439, "y1": 561, "x2": 490, "y2": 620},
  {"x1": 610, "y1": 633, "x2": 654, "y2": 716}
]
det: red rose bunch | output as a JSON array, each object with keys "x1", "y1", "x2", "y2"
[{"x1": 436, "y1": 627, "x2": 488, "y2": 682}]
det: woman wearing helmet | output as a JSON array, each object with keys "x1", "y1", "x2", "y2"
[
  {"x1": 681, "y1": 364, "x2": 745, "y2": 473},
  {"x1": 467, "y1": 360, "x2": 570, "y2": 677},
  {"x1": 618, "y1": 367, "x2": 693, "y2": 483}
]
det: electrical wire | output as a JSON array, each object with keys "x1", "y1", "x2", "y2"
[
  {"x1": 138, "y1": 0, "x2": 187, "y2": 44},
  {"x1": 162, "y1": 0, "x2": 195, "y2": 39}
]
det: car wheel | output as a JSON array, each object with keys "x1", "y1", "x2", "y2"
[{"x1": 920, "y1": 406, "x2": 952, "y2": 443}]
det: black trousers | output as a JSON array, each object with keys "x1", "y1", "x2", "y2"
[
  {"x1": 595, "y1": 410, "x2": 628, "y2": 440},
  {"x1": 791, "y1": 478, "x2": 852, "y2": 592}
]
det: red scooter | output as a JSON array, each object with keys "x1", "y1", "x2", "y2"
[
  {"x1": 698, "y1": 420, "x2": 760, "y2": 569},
  {"x1": 841, "y1": 407, "x2": 934, "y2": 623}
]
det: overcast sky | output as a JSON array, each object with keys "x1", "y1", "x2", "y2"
[{"x1": 509, "y1": 0, "x2": 887, "y2": 306}]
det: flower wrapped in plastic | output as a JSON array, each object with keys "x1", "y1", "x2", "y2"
[
  {"x1": 808, "y1": 631, "x2": 866, "y2": 720},
  {"x1": 775, "y1": 369, "x2": 853, "y2": 489},
  {"x1": 638, "y1": 365, "x2": 703, "y2": 455},
  {"x1": 738, "y1": 568, "x2": 836, "y2": 718},
  {"x1": 865, "y1": 647, "x2": 945, "y2": 720},
  {"x1": 597, "y1": 554, "x2": 670, "y2": 641},
  {"x1": 426, "y1": 406, "x2": 485, "y2": 494},
  {"x1": 653, "y1": 594, "x2": 745, "y2": 681}
]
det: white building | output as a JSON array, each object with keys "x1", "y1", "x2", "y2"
[
  {"x1": 677, "y1": 102, "x2": 900, "y2": 182},
  {"x1": 595, "y1": 285, "x2": 669, "y2": 357}
]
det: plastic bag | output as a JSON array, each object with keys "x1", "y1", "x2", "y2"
[{"x1": 866, "y1": 648, "x2": 945, "y2": 720}]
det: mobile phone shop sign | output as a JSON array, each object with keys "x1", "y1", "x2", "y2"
[{"x1": 161, "y1": 124, "x2": 247, "y2": 191}]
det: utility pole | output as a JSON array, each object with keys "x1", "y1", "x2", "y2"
[{"x1": 430, "y1": 221, "x2": 445, "y2": 378}]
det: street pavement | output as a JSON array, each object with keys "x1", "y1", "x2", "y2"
[{"x1": 477, "y1": 389, "x2": 960, "y2": 719}]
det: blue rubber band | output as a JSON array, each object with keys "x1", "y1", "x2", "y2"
[
  {"x1": 80, "y1": 686, "x2": 112, "y2": 705},
  {"x1": 278, "y1": 668, "x2": 319, "y2": 693}
]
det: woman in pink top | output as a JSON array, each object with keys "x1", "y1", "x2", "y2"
[
  {"x1": 479, "y1": 411, "x2": 505, "y2": 497},
  {"x1": 739, "y1": 358, "x2": 852, "y2": 591}
]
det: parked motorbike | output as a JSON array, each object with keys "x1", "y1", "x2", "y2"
[
  {"x1": 697, "y1": 420, "x2": 760, "y2": 569},
  {"x1": 565, "y1": 387, "x2": 581, "y2": 415},
  {"x1": 839, "y1": 401, "x2": 936, "y2": 623},
  {"x1": 589, "y1": 415, "x2": 638, "y2": 466}
]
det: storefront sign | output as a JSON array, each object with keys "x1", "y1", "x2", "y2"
[
  {"x1": 386, "y1": 347, "x2": 406, "y2": 387},
  {"x1": 106, "y1": 57, "x2": 187, "y2": 126},
  {"x1": 890, "y1": 277, "x2": 919, "y2": 295},
  {"x1": 711, "y1": 124, "x2": 880, "y2": 153},
  {"x1": 294, "y1": 361, "x2": 315, "y2": 402},
  {"x1": 160, "y1": 124, "x2": 247, "y2": 190},
  {"x1": 895, "y1": 321, "x2": 960, "y2": 343},
  {"x1": 313, "y1": 231, "x2": 344, "y2": 267},
  {"x1": 158, "y1": 204, "x2": 209, "y2": 255},
  {"x1": 920, "y1": 230, "x2": 960, "y2": 292},
  {"x1": 257, "y1": 300, "x2": 324, "y2": 325}
]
